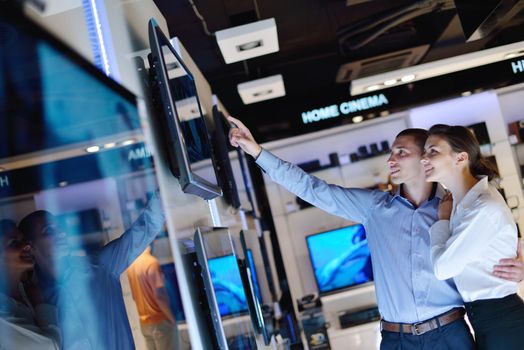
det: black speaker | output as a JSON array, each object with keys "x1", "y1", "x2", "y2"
[{"x1": 339, "y1": 306, "x2": 381, "y2": 329}]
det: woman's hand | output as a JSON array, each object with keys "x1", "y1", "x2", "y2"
[
  {"x1": 227, "y1": 116, "x2": 262, "y2": 158},
  {"x1": 438, "y1": 192, "x2": 453, "y2": 220}
]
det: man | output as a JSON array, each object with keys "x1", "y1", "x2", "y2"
[
  {"x1": 127, "y1": 246, "x2": 180, "y2": 350},
  {"x1": 18, "y1": 192, "x2": 164, "y2": 350},
  {"x1": 228, "y1": 116, "x2": 523, "y2": 350}
]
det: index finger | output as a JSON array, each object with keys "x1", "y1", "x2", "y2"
[{"x1": 227, "y1": 116, "x2": 248, "y2": 131}]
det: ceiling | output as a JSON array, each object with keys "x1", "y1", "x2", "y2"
[{"x1": 154, "y1": 0, "x2": 524, "y2": 142}]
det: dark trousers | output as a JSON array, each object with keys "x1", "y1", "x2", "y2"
[
  {"x1": 380, "y1": 318, "x2": 476, "y2": 350},
  {"x1": 465, "y1": 293, "x2": 524, "y2": 350}
]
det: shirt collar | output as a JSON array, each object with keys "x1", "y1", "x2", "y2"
[
  {"x1": 389, "y1": 182, "x2": 441, "y2": 205},
  {"x1": 460, "y1": 176, "x2": 489, "y2": 208}
]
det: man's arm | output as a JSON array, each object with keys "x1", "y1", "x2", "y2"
[
  {"x1": 99, "y1": 191, "x2": 165, "y2": 276},
  {"x1": 228, "y1": 116, "x2": 375, "y2": 224}
]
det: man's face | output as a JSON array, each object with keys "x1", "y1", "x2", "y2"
[
  {"x1": 0, "y1": 226, "x2": 32, "y2": 270},
  {"x1": 30, "y1": 215, "x2": 70, "y2": 261},
  {"x1": 387, "y1": 135, "x2": 425, "y2": 185}
]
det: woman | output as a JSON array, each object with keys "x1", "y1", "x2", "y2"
[
  {"x1": 0, "y1": 219, "x2": 60, "y2": 349},
  {"x1": 421, "y1": 124, "x2": 524, "y2": 349}
]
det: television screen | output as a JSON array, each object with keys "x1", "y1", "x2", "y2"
[
  {"x1": 0, "y1": 5, "x2": 141, "y2": 160},
  {"x1": 148, "y1": 19, "x2": 221, "y2": 200},
  {"x1": 208, "y1": 254, "x2": 248, "y2": 317},
  {"x1": 246, "y1": 250, "x2": 261, "y2": 302},
  {"x1": 211, "y1": 101, "x2": 241, "y2": 209},
  {"x1": 306, "y1": 224, "x2": 373, "y2": 294}
]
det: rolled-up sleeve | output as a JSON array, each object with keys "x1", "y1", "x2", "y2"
[{"x1": 256, "y1": 149, "x2": 373, "y2": 224}]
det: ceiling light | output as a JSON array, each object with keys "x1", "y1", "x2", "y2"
[
  {"x1": 461, "y1": 91, "x2": 472, "y2": 97},
  {"x1": 121, "y1": 139, "x2": 135, "y2": 146},
  {"x1": 175, "y1": 96, "x2": 207, "y2": 121},
  {"x1": 0, "y1": 167, "x2": 5, "y2": 172},
  {"x1": 352, "y1": 115, "x2": 364, "y2": 123},
  {"x1": 215, "y1": 18, "x2": 279, "y2": 64},
  {"x1": 237, "y1": 74, "x2": 286, "y2": 104},
  {"x1": 401, "y1": 74, "x2": 416, "y2": 82},
  {"x1": 380, "y1": 110, "x2": 390, "y2": 116},
  {"x1": 237, "y1": 40, "x2": 263, "y2": 51},
  {"x1": 104, "y1": 142, "x2": 116, "y2": 149},
  {"x1": 384, "y1": 79, "x2": 397, "y2": 86},
  {"x1": 351, "y1": 40, "x2": 524, "y2": 95},
  {"x1": 58, "y1": 181, "x2": 68, "y2": 187},
  {"x1": 505, "y1": 53, "x2": 518, "y2": 59},
  {"x1": 86, "y1": 145, "x2": 100, "y2": 153}
]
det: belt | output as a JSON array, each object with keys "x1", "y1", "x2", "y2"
[{"x1": 380, "y1": 308, "x2": 465, "y2": 336}]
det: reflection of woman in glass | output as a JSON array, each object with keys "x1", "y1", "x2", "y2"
[
  {"x1": 421, "y1": 124, "x2": 524, "y2": 350},
  {"x1": 0, "y1": 219, "x2": 60, "y2": 349}
]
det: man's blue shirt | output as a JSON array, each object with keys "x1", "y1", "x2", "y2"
[{"x1": 257, "y1": 149, "x2": 462, "y2": 323}]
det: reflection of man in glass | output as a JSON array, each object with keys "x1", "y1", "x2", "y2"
[
  {"x1": 127, "y1": 246, "x2": 180, "y2": 350},
  {"x1": 17, "y1": 193, "x2": 165, "y2": 350},
  {"x1": 0, "y1": 219, "x2": 60, "y2": 349}
]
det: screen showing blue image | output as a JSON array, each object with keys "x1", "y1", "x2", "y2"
[
  {"x1": 306, "y1": 224, "x2": 373, "y2": 294},
  {"x1": 208, "y1": 254, "x2": 248, "y2": 317},
  {"x1": 246, "y1": 250, "x2": 262, "y2": 302}
]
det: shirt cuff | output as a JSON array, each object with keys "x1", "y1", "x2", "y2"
[
  {"x1": 429, "y1": 220, "x2": 451, "y2": 246},
  {"x1": 255, "y1": 148, "x2": 278, "y2": 173}
]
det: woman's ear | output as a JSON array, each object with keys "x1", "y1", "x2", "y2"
[{"x1": 455, "y1": 151, "x2": 469, "y2": 166}]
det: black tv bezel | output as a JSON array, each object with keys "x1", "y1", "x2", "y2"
[
  {"x1": 305, "y1": 224, "x2": 373, "y2": 296},
  {"x1": 211, "y1": 103, "x2": 241, "y2": 209},
  {"x1": 148, "y1": 19, "x2": 222, "y2": 200},
  {"x1": 193, "y1": 227, "x2": 228, "y2": 349}
]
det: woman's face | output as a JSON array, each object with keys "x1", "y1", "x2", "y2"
[
  {"x1": 421, "y1": 135, "x2": 458, "y2": 183},
  {"x1": 0, "y1": 226, "x2": 32, "y2": 270}
]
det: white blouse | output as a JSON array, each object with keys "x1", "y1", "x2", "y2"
[{"x1": 429, "y1": 176, "x2": 518, "y2": 302}]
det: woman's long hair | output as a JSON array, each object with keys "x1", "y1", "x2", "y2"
[{"x1": 428, "y1": 124, "x2": 499, "y2": 181}]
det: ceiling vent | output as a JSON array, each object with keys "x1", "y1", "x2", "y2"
[
  {"x1": 215, "y1": 18, "x2": 279, "y2": 64},
  {"x1": 336, "y1": 44, "x2": 429, "y2": 83}
]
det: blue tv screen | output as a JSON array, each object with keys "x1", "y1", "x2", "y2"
[
  {"x1": 208, "y1": 255, "x2": 248, "y2": 317},
  {"x1": 246, "y1": 249, "x2": 262, "y2": 302},
  {"x1": 306, "y1": 224, "x2": 373, "y2": 294}
]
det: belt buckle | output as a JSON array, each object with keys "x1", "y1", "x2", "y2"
[{"x1": 411, "y1": 321, "x2": 425, "y2": 335}]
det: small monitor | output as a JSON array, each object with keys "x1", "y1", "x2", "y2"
[
  {"x1": 306, "y1": 224, "x2": 373, "y2": 295},
  {"x1": 148, "y1": 19, "x2": 221, "y2": 200},
  {"x1": 208, "y1": 254, "x2": 248, "y2": 317},
  {"x1": 239, "y1": 231, "x2": 271, "y2": 345}
]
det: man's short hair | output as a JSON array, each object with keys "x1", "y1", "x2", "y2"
[
  {"x1": 395, "y1": 128, "x2": 428, "y2": 152},
  {"x1": 18, "y1": 210, "x2": 53, "y2": 242}
]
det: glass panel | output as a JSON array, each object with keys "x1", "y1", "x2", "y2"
[
  {"x1": 0, "y1": 8, "x2": 187, "y2": 350},
  {"x1": 193, "y1": 227, "x2": 257, "y2": 349}
]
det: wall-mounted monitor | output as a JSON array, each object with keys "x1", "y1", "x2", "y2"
[
  {"x1": 211, "y1": 99, "x2": 241, "y2": 209},
  {"x1": 148, "y1": 19, "x2": 221, "y2": 200},
  {"x1": 306, "y1": 224, "x2": 373, "y2": 295},
  {"x1": 239, "y1": 231, "x2": 272, "y2": 345},
  {"x1": 208, "y1": 254, "x2": 248, "y2": 317}
]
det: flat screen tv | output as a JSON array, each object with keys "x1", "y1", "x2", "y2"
[
  {"x1": 148, "y1": 19, "x2": 221, "y2": 200},
  {"x1": 208, "y1": 254, "x2": 248, "y2": 317},
  {"x1": 306, "y1": 224, "x2": 373, "y2": 295},
  {"x1": 211, "y1": 98, "x2": 241, "y2": 209},
  {"x1": 239, "y1": 231, "x2": 271, "y2": 345}
]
